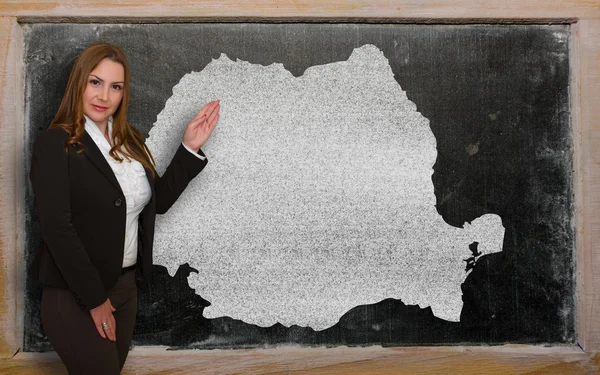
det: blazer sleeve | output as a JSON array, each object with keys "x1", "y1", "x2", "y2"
[
  {"x1": 30, "y1": 129, "x2": 108, "y2": 311},
  {"x1": 154, "y1": 144, "x2": 208, "y2": 214}
]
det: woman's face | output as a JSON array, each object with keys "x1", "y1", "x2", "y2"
[{"x1": 82, "y1": 58, "x2": 125, "y2": 129}]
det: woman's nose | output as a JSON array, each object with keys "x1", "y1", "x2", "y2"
[{"x1": 98, "y1": 86, "x2": 109, "y2": 101}]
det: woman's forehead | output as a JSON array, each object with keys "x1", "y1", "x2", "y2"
[{"x1": 90, "y1": 58, "x2": 124, "y2": 82}]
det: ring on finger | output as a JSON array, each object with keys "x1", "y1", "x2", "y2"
[{"x1": 102, "y1": 322, "x2": 110, "y2": 330}]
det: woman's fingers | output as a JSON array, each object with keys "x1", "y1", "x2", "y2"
[
  {"x1": 90, "y1": 298, "x2": 117, "y2": 342},
  {"x1": 195, "y1": 102, "x2": 219, "y2": 129},
  {"x1": 183, "y1": 100, "x2": 220, "y2": 151},
  {"x1": 206, "y1": 106, "x2": 219, "y2": 127},
  {"x1": 202, "y1": 113, "x2": 219, "y2": 138},
  {"x1": 195, "y1": 110, "x2": 217, "y2": 136},
  {"x1": 200, "y1": 103, "x2": 220, "y2": 133},
  {"x1": 191, "y1": 114, "x2": 207, "y2": 130},
  {"x1": 193, "y1": 102, "x2": 211, "y2": 119},
  {"x1": 193, "y1": 100, "x2": 219, "y2": 123},
  {"x1": 210, "y1": 113, "x2": 219, "y2": 130},
  {"x1": 105, "y1": 315, "x2": 117, "y2": 342},
  {"x1": 195, "y1": 111, "x2": 219, "y2": 144},
  {"x1": 94, "y1": 319, "x2": 107, "y2": 340},
  {"x1": 97, "y1": 314, "x2": 116, "y2": 342}
]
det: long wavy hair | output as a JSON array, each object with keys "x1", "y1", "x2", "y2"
[{"x1": 50, "y1": 42, "x2": 156, "y2": 175}]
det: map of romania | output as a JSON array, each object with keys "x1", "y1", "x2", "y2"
[{"x1": 146, "y1": 45, "x2": 505, "y2": 330}]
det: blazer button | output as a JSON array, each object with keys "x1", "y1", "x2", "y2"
[{"x1": 114, "y1": 198, "x2": 123, "y2": 207}]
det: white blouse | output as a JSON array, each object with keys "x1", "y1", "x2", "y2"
[
  {"x1": 84, "y1": 115, "x2": 152, "y2": 268},
  {"x1": 84, "y1": 116, "x2": 205, "y2": 268}
]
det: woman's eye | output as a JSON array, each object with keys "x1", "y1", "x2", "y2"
[
  {"x1": 90, "y1": 79, "x2": 100, "y2": 86},
  {"x1": 112, "y1": 85, "x2": 123, "y2": 90}
]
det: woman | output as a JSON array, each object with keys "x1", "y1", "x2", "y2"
[{"x1": 29, "y1": 42, "x2": 219, "y2": 374}]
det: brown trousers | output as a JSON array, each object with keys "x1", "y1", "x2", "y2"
[{"x1": 41, "y1": 269, "x2": 138, "y2": 375}]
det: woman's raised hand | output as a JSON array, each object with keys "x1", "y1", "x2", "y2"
[
  {"x1": 90, "y1": 298, "x2": 117, "y2": 341},
  {"x1": 182, "y1": 100, "x2": 220, "y2": 152}
]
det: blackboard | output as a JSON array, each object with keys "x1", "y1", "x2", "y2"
[{"x1": 23, "y1": 23, "x2": 572, "y2": 350}]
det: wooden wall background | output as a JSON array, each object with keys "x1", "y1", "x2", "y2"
[{"x1": 0, "y1": 0, "x2": 599, "y2": 372}]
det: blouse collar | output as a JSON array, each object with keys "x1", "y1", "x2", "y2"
[{"x1": 84, "y1": 115, "x2": 114, "y2": 147}]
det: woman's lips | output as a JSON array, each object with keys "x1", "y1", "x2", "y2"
[{"x1": 92, "y1": 104, "x2": 108, "y2": 111}]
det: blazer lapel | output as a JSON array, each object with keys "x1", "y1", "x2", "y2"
[
  {"x1": 144, "y1": 164, "x2": 155, "y2": 196},
  {"x1": 81, "y1": 131, "x2": 124, "y2": 194}
]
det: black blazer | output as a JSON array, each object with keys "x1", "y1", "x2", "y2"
[{"x1": 29, "y1": 127, "x2": 207, "y2": 311}]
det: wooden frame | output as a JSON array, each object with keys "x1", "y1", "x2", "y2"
[{"x1": 1, "y1": 0, "x2": 598, "y2": 369}]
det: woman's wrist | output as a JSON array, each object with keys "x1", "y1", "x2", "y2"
[{"x1": 181, "y1": 142, "x2": 205, "y2": 160}]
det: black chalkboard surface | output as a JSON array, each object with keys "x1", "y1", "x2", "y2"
[{"x1": 24, "y1": 23, "x2": 572, "y2": 350}]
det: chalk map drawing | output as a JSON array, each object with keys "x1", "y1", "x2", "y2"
[{"x1": 146, "y1": 44, "x2": 505, "y2": 330}]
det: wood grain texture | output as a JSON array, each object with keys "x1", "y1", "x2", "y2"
[
  {"x1": 579, "y1": 19, "x2": 600, "y2": 353},
  {"x1": 1, "y1": 346, "x2": 599, "y2": 374},
  {"x1": 574, "y1": 21, "x2": 585, "y2": 353},
  {"x1": 0, "y1": 16, "x2": 23, "y2": 359},
  {"x1": 0, "y1": 0, "x2": 597, "y2": 21}
]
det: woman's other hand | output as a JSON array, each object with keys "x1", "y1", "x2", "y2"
[
  {"x1": 182, "y1": 100, "x2": 220, "y2": 152},
  {"x1": 90, "y1": 298, "x2": 117, "y2": 341}
]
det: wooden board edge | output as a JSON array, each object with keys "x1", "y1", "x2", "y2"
[
  {"x1": 13, "y1": 16, "x2": 579, "y2": 24},
  {"x1": 0, "y1": 6, "x2": 598, "y2": 357},
  {"x1": 0, "y1": 16, "x2": 24, "y2": 358},
  {"x1": 0, "y1": 0, "x2": 598, "y2": 20},
  {"x1": 572, "y1": 21, "x2": 584, "y2": 350},
  {"x1": 4, "y1": 344, "x2": 598, "y2": 374},
  {"x1": 578, "y1": 19, "x2": 600, "y2": 353}
]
